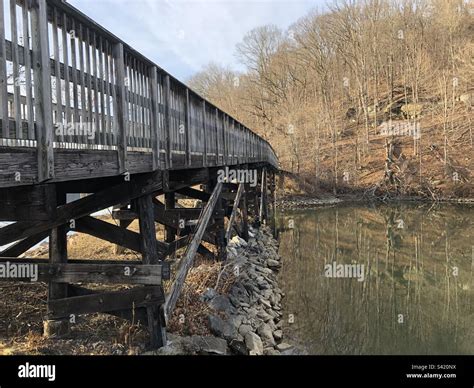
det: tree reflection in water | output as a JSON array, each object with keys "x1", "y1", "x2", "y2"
[{"x1": 277, "y1": 203, "x2": 474, "y2": 355}]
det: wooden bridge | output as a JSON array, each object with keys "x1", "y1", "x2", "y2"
[{"x1": 0, "y1": 0, "x2": 279, "y2": 348}]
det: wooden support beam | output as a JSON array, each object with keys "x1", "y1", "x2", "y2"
[
  {"x1": 47, "y1": 286, "x2": 165, "y2": 320},
  {"x1": 259, "y1": 168, "x2": 266, "y2": 223},
  {"x1": 0, "y1": 230, "x2": 50, "y2": 257},
  {"x1": 30, "y1": 0, "x2": 54, "y2": 181},
  {"x1": 67, "y1": 284, "x2": 149, "y2": 324},
  {"x1": 136, "y1": 194, "x2": 160, "y2": 264},
  {"x1": 176, "y1": 187, "x2": 210, "y2": 202},
  {"x1": 112, "y1": 205, "x2": 132, "y2": 254},
  {"x1": 0, "y1": 184, "x2": 57, "y2": 221},
  {"x1": 45, "y1": 191, "x2": 68, "y2": 337},
  {"x1": 167, "y1": 168, "x2": 209, "y2": 191},
  {"x1": 74, "y1": 216, "x2": 168, "y2": 258},
  {"x1": 137, "y1": 192, "x2": 167, "y2": 348},
  {"x1": 0, "y1": 261, "x2": 165, "y2": 285},
  {"x1": 241, "y1": 183, "x2": 249, "y2": 241},
  {"x1": 165, "y1": 181, "x2": 222, "y2": 319},
  {"x1": 164, "y1": 192, "x2": 176, "y2": 244},
  {"x1": 215, "y1": 185, "x2": 227, "y2": 261},
  {"x1": 167, "y1": 235, "x2": 189, "y2": 255},
  {"x1": 0, "y1": 171, "x2": 162, "y2": 246},
  {"x1": 225, "y1": 183, "x2": 244, "y2": 242}
]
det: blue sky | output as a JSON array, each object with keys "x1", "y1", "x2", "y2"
[{"x1": 68, "y1": 0, "x2": 326, "y2": 80}]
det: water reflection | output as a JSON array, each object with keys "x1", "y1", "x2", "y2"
[{"x1": 277, "y1": 203, "x2": 474, "y2": 355}]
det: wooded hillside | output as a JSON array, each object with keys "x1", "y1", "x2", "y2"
[{"x1": 188, "y1": 0, "x2": 474, "y2": 198}]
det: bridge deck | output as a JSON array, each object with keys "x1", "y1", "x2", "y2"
[{"x1": 0, "y1": 0, "x2": 278, "y2": 189}]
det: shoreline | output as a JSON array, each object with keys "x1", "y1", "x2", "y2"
[{"x1": 277, "y1": 194, "x2": 474, "y2": 211}]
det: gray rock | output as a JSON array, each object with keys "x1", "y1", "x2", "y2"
[
  {"x1": 238, "y1": 324, "x2": 253, "y2": 337},
  {"x1": 229, "y1": 339, "x2": 249, "y2": 355},
  {"x1": 267, "y1": 259, "x2": 281, "y2": 269},
  {"x1": 244, "y1": 332, "x2": 264, "y2": 355},
  {"x1": 229, "y1": 295, "x2": 241, "y2": 308},
  {"x1": 257, "y1": 310, "x2": 273, "y2": 322},
  {"x1": 257, "y1": 322, "x2": 276, "y2": 346},
  {"x1": 260, "y1": 298, "x2": 272, "y2": 309},
  {"x1": 192, "y1": 336, "x2": 228, "y2": 355},
  {"x1": 208, "y1": 295, "x2": 232, "y2": 312},
  {"x1": 229, "y1": 314, "x2": 245, "y2": 328},
  {"x1": 273, "y1": 330, "x2": 283, "y2": 340},
  {"x1": 208, "y1": 315, "x2": 238, "y2": 340},
  {"x1": 276, "y1": 342, "x2": 293, "y2": 352}
]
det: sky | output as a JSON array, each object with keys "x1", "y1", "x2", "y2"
[{"x1": 67, "y1": 0, "x2": 326, "y2": 81}]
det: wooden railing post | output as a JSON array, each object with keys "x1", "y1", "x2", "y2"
[
  {"x1": 223, "y1": 115, "x2": 227, "y2": 166},
  {"x1": 149, "y1": 66, "x2": 160, "y2": 170},
  {"x1": 112, "y1": 42, "x2": 128, "y2": 173},
  {"x1": 202, "y1": 100, "x2": 207, "y2": 167},
  {"x1": 215, "y1": 108, "x2": 219, "y2": 165},
  {"x1": 185, "y1": 89, "x2": 191, "y2": 166},
  {"x1": 30, "y1": 0, "x2": 54, "y2": 181},
  {"x1": 0, "y1": 0, "x2": 9, "y2": 139},
  {"x1": 164, "y1": 75, "x2": 172, "y2": 169}
]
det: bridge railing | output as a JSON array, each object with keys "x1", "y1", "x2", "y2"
[{"x1": 0, "y1": 0, "x2": 278, "y2": 182}]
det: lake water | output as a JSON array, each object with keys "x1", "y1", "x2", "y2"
[{"x1": 277, "y1": 203, "x2": 474, "y2": 355}]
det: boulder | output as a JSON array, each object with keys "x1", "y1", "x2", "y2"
[
  {"x1": 244, "y1": 332, "x2": 264, "y2": 355},
  {"x1": 208, "y1": 295, "x2": 232, "y2": 312},
  {"x1": 192, "y1": 336, "x2": 228, "y2": 355},
  {"x1": 238, "y1": 324, "x2": 253, "y2": 337},
  {"x1": 257, "y1": 323, "x2": 276, "y2": 346},
  {"x1": 208, "y1": 315, "x2": 238, "y2": 340}
]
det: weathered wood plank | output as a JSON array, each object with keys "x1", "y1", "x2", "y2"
[
  {"x1": 30, "y1": 0, "x2": 54, "y2": 181},
  {"x1": 136, "y1": 194, "x2": 160, "y2": 264},
  {"x1": 10, "y1": 0, "x2": 21, "y2": 138},
  {"x1": 47, "y1": 191, "x2": 68, "y2": 332},
  {"x1": 176, "y1": 186, "x2": 210, "y2": 202},
  {"x1": 113, "y1": 42, "x2": 128, "y2": 172},
  {"x1": 47, "y1": 286, "x2": 165, "y2": 320},
  {"x1": 149, "y1": 66, "x2": 160, "y2": 170},
  {"x1": 0, "y1": 183, "x2": 56, "y2": 221},
  {"x1": 0, "y1": 0, "x2": 9, "y2": 138},
  {"x1": 225, "y1": 182, "x2": 244, "y2": 241},
  {"x1": 0, "y1": 261, "x2": 164, "y2": 285},
  {"x1": 164, "y1": 74, "x2": 172, "y2": 169},
  {"x1": 0, "y1": 231, "x2": 50, "y2": 257}
]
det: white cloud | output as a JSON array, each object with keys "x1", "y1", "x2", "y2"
[{"x1": 68, "y1": 0, "x2": 324, "y2": 79}]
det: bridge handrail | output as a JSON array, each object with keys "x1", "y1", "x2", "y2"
[{"x1": 0, "y1": 0, "x2": 278, "y2": 182}]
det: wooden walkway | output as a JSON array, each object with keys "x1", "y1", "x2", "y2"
[{"x1": 0, "y1": 0, "x2": 279, "y2": 349}]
